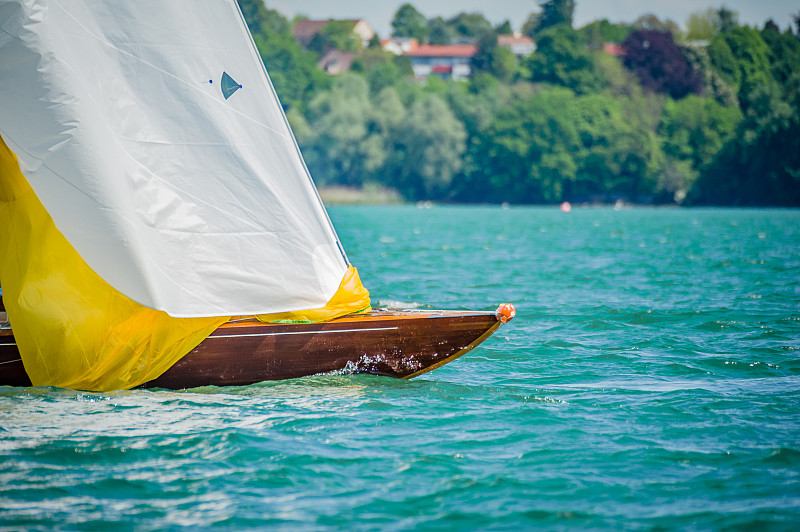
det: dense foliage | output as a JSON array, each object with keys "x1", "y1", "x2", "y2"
[
  {"x1": 622, "y1": 30, "x2": 703, "y2": 99},
  {"x1": 238, "y1": 0, "x2": 800, "y2": 205},
  {"x1": 522, "y1": 0, "x2": 575, "y2": 37}
]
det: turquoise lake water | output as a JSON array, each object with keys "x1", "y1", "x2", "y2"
[{"x1": 2, "y1": 206, "x2": 799, "y2": 530}]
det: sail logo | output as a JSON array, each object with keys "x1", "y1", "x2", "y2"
[{"x1": 216, "y1": 71, "x2": 242, "y2": 100}]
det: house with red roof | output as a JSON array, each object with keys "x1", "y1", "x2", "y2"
[
  {"x1": 381, "y1": 37, "x2": 419, "y2": 56},
  {"x1": 317, "y1": 50, "x2": 356, "y2": 75},
  {"x1": 497, "y1": 34, "x2": 536, "y2": 57},
  {"x1": 405, "y1": 44, "x2": 478, "y2": 81}
]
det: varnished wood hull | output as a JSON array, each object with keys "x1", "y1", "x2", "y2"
[{"x1": 0, "y1": 309, "x2": 507, "y2": 389}]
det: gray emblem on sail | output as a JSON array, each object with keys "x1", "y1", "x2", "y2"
[{"x1": 221, "y1": 71, "x2": 242, "y2": 100}]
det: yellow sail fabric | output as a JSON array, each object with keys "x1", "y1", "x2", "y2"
[{"x1": 0, "y1": 137, "x2": 227, "y2": 391}]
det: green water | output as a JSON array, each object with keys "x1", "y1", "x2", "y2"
[{"x1": 2, "y1": 206, "x2": 799, "y2": 530}]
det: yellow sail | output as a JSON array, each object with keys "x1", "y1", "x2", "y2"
[{"x1": 0, "y1": 138, "x2": 227, "y2": 391}]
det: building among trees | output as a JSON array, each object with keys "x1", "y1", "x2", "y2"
[
  {"x1": 292, "y1": 19, "x2": 375, "y2": 50},
  {"x1": 497, "y1": 34, "x2": 536, "y2": 57},
  {"x1": 406, "y1": 44, "x2": 478, "y2": 80}
]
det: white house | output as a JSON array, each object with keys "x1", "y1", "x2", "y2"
[
  {"x1": 406, "y1": 44, "x2": 478, "y2": 81},
  {"x1": 497, "y1": 33, "x2": 536, "y2": 57}
]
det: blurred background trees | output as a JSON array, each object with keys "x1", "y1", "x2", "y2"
[{"x1": 237, "y1": 0, "x2": 800, "y2": 205}]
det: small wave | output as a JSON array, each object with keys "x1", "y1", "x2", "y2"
[
  {"x1": 762, "y1": 447, "x2": 800, "y2": 465},
  {"x1": 700, "y1": 358, "x2": 785, "y2": 376},
  {"x1": 694, "y1": 320, "x2": 750, "y2": 332},
  {"x1": 542, "y1": 339, "x2": 584, "y2": 349},
  {"x1": 576, "y1": 319, "x2": 625, "y2": 331}
]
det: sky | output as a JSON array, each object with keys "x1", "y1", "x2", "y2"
[{"x1": 267, "y1": 0, "x2": 798, "y2": 37}]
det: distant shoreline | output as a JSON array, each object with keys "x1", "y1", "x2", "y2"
[
  {"x1": 319, "y1": 186, "x2": 789, "y2": 208},
  {"x1": 318, "y1": 185, "x2": 404, "y2": 205}
]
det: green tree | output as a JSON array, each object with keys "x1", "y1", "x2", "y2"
[
  {"x1": 683, "y1": 44, "x2": 738, "y2": 106},
  {"x1": 578, "y1": 19, "x2": 632, "y2": 48},
  {"x1": 471, "y1": 31, "x2": 497, "y2": 73},
  {"x1": 524, "y1": 0, "x2": 575, "y2": 37},
  {"x1": 717, "y1": 7, "x2": 739, "y2": 32},
  {"x1": 682, "y1": 11, "x2": 798, "y2": 206},
  {"x1": 237, "y1": 0, "x2": 289, "y2": 36},
  {"x1": 496, "y1": 20, "x2": 514, "y2": 35},
  {"x1": 572, "y1": 94, "x2": 664, "y2": 201},
  {"x1": 708, "y1": 33, "x2": 740, "y2": 87},
  {"x1": 351, "y1": 48, "x2": 412, "y2": 93},
  {"x1": 465, "y1": 91, "x2": 567, "y2": 202},
  {"x1": 718, "y1": 26, "x2": 773, "y2": 110},
  {"x1": 428, "y1": 16, "x2": 454, "y2": 45},
  {"x1": 302, "y1": 75, "x2": 390, "y2": 187},
  {"x1": 525, "y1": 25, "x2": 606, "y2": 94},
  {"x1": 685, "y1": 8, "x2": 718, "y2": 41},
  {"x1": 253, "y1": 31, "x2": 329, "y2": 111},
  {"x1": 367, "y1": 33, "x2": 382, "y2": 49},
  {"x1": 463, "y1": 88, "x2": 664, "y2": 203},
  {"x1": 489, "y1": 46, "x2": 519, "y2": 82},
  {"x1": 391, "y1": 3, "x2": 428, "y2": 42},
  {"x1": 472, "y1": 32, "x2": 519, "y2": 82},
  {"x1": 658, "y1": 95, "x2": 741, "y2": 201},
  {"x1": 446, "y1": 80, "x2": 512, "y2": 201},
  {"x1": 660, "y1": 96, "x2": 743, "y2": 167},
  {"x1": 447, "y1": 12, "x2": 494, "y2": 39},
  {"x1": 385, "y1": 94, "x2": 466, "y2": 199},
  {"x1": 690, "y1": 80, "x2": 800, "y2": 205},
  {"x1": 760, "y1": 22, "x2": 800, "y2": 87},
  {"x1": 521, "y1": 14, "x2": 537, "y2": 38}
]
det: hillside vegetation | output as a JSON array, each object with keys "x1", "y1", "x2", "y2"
[{"x1": 239, "y1": 0, "x2": 800, "y2": 206}]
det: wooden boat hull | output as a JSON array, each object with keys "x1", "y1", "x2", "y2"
[{"x1": 0, "y1": 308, "x2": 510, "y2": 389}]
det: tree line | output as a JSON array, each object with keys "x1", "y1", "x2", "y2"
[{"x1": 238, "y1": 0, "x2": 800, "y2": 206}]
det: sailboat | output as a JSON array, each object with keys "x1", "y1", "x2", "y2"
[{"x1": 0, "y1": 0, "x2": 513, "y2": 391}]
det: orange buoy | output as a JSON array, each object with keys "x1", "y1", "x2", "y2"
[
  {"x1": 496, "y1": 303, "x2": 516, "y2": 323},
  {"x1": 560, "y1": 201, "x2": 572, "y2": 213}
]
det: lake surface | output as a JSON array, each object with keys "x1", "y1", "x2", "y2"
[{"x1": 2, "y1": 206, "x2": 799, "y2": 530}]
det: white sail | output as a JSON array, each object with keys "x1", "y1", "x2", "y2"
[{"x1": 0, "y1": 0, "x2": 346, "y2": 318}]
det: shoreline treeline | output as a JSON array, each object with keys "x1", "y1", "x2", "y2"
[{"x1": 239, "y1": 0, "x2": 800, "y2": 206}]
